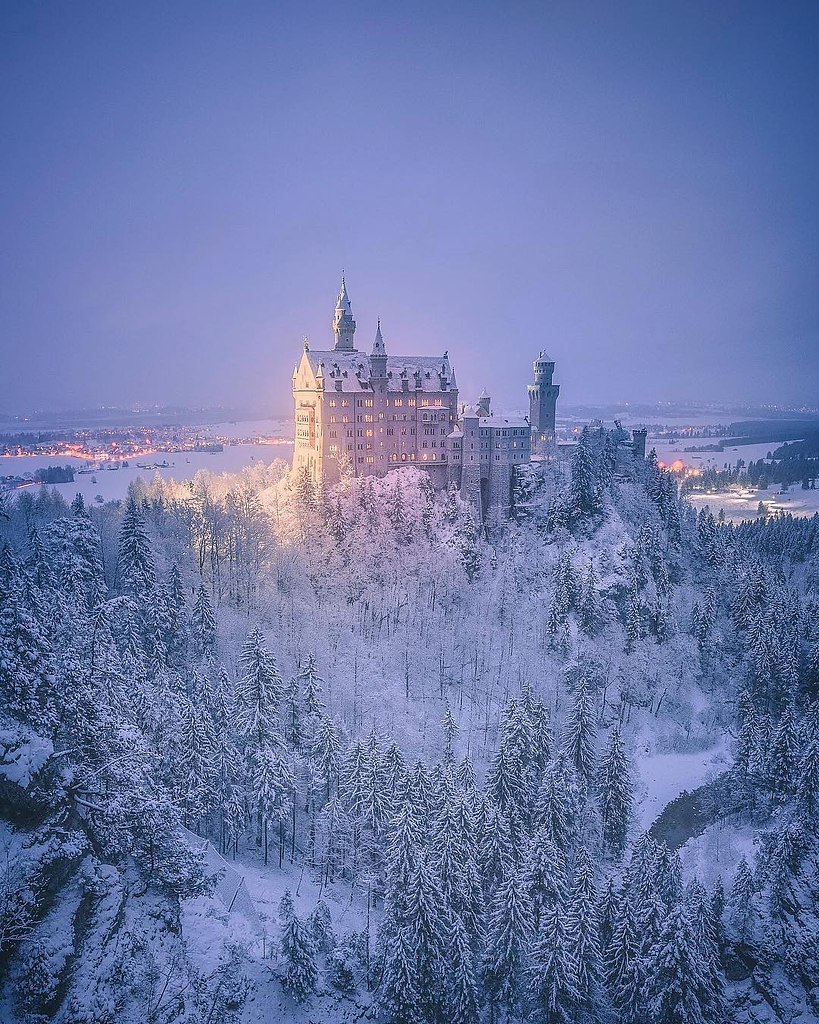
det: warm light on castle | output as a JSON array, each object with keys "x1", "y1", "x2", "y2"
[{"x1": 292, "y1": 278, "x2": 560, "y2": 521}]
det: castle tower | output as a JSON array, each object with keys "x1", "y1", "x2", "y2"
[
  {"x1": 477, "y1": 389, "x2": 491, "y2": 417},
  {"x1": 371, "y1": 319, "x2": 387, "y2": 381},
  {"x1": 528, "y1": 351, "x2": 560, "y2": 443},
  {"x1": 332, "y1": 276, "x2": 357, "y2": 351}
]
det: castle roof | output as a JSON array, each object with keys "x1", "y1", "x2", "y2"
[
  {"x1": 304, "y1": 349, "x2": 456, "y2": 393},
  {"x1": 478, "y1": 415, "x2": 530, "y2": 428}
]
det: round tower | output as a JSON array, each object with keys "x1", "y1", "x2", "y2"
[{"x1": 528, "y1": 350, "x2": 559, "y2": 441}]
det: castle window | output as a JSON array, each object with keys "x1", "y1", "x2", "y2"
[
  {"x1": 329, "y1": 430, "x2": 337, "y2": 438},
  {"x1": 433, "y1": 399, "x2": 442, "y2": 407},
  {"x1": 408, "y1": 398, "x2": 416, "y2": 407},
  {"x1": 365, "y1": 399, "x2": 373, "y2": 407},
  {"x1": 422, "y1": 442, "x2": 428, "y2": 449},
  {"x1": 420, "y1": 398, "x2": 430, "y2": 407},
  {"x1": 366, "y1": 429, "x2": 373, "y2": 438},
  {"x1": 341, "y1": 399, "x2": 350, "y2": 407},
  {"x1": 366, "y1": 456, "x2": 374, "y2": 463},
  {"x1": 394, "y1": 399, "x2": 403, "y2": 407},
  {"x1": 431, "y1": 441, "x2": 437, "y2": 448},
  {"x1": 329, "y1": 399, "x2": 336, "y2": 407},
  {"x1": 391, "y1": 453, "x2": 398, "y2": 461},
  {"x1": 342, "y1": 415, "x2": 349, "y2": 424},
  {"x1": 329, "y1": 444, "x2": 338, "y2": 453},
  {"x1": 401, "y1": 453, "x2": 407, "y2": 461},
  {"x1": 387, "y1": 428, "x2": 394, "y2": 436}
]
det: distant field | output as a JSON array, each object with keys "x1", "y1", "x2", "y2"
[{"x1": 687, "y1": 486, "x2": 819, "y2": 524}]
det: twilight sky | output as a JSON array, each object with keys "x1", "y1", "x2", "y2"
[{"x1": 2, "y1": 1, "x2": 818, "y2": 416}]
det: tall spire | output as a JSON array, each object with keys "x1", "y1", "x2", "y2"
[
  {"x1": 370, "y1": 317, "x2": 387, "y2": 379},
  {"x1": 372, "y1": 318, "x2": 385, "y2": 355},
  {"x1": 336, "y1": 274, "x2": 350, "y2": 312},
  {"x1": 332, "y1": 274, "x2": 356, "y2": 351}
]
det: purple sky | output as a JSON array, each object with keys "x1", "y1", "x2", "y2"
[{"x1": 2, "y1": 1, "x2": 818, "y2": 416}]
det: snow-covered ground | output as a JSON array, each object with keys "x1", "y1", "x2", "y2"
[
  {"x1": 0, "y1": 442, "x2": 294, "y2": 505},
  {"x1": 635, "y1": 744, "x2": 732, "y2": 830},
  {"x1": 652, "y1": 438, "x2": 791, "y2": 471},
  {"x1": 687, "y1": 487, "x2": 819, "y2": 524}
]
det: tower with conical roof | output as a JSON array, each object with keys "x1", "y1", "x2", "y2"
[
  {"x1": 371, "y1": 319, "x2": 387, "y2": 382},
  {"x1": 332, "y1": 276, "x2": 357, "y2": 351},
  {"x1": 528, "y1": 351, "x2": 559, "y2": 446}
]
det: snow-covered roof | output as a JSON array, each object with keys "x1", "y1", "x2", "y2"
[
  {"x1": 479, "y1": 415, "x2": 530, "y2": 428},
  {"x1": 303, "y1": 350, "x2": 456, "y2": 393}
]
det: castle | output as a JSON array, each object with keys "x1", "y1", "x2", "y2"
[{"x1": 292, "y1": 279, "x2": 559, "y2": 521}]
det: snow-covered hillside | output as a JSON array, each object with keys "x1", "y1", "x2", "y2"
[{"x1": 1, "y1": 428, "x2": 818, "y2": 1023}]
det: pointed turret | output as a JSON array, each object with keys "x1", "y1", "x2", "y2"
[
  {"x1": 370, "y1": 318, "x2": 387, "y2": 381},
  {"x1": 332, "y1": 275, "x2": 357, "y2": 351},
  {"x1": 477, "y1": 389, "x2": 491, "y2": 417}
]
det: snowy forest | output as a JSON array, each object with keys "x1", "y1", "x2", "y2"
[{"x1": 2, "y1": 429, "x2": 819, "y2": 1024}]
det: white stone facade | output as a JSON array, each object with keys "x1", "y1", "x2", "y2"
[{"x1": 292, "y1": 280, "x2": 556, "y2": 521}]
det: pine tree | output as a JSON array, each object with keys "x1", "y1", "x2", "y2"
[
  {"x1": 405, "y1": 855, "x2": 448, "y2": 1022},
  {"x1": 597, "y1": 726, "x2": 634, "y2": 858},
  {"x1": 297, "y1": 653, "x2": 325, "y2": 719},
  {"x1": 562, "y1": 676, "x2": 598, "y2": 787},
  {"x1": 522, "y1": 828, "x2": 567, "y2": 935},
  {"x1": 234, "y1": 628, "x2": 284, "y2": 747},
  {"x1": 765, "y1": 701, "x2": 802, "y2": 794},
  {"x1": 604, "y1": 892, "x2": 643, "y2": 1024},
  {"x1": 643, "y1": 903, "x2": 715, "y2": 1024},
  {"x1": 191, "y1": 583, "x2": 217, "y2": 659},
  {"x1": 0, "y1": 595, "x2": 57, "y2": 732},
  {"x1": 564, "y1": 844, "x2": 601, "y2": 1013},
  {"x1": 796, "y1": 736, "x2": 819, "y2": 817},
  {"x1": 482, "y1": 869, "x2": 534, "y2": 1016},
  {"x1": 442, "y1": 702, "x2": 458, "y2": 762},
  {"x1": 117, "y1": 496, "x2": 155, "y2": 596},
  {"x1": 251, "y1": 745, "x2": 293, "y2": 866},
  {"x1": 578, "y1": 561, "x2": 602, "y2": 635},
  {"x1": 529, "y1": 899, "x2": 578, "y2": 1024},
  {"x1": 536, "y1": 754, "x2": 581, "y2": 851},
  {"x1": 729, "y1": 858, "x2": 755, "y2": 942},
  {"x1": 445, "y1": 915, "x2": 479, "y2": 1024},
  {"x1": 311, "y1": 714, "x2": 342, "y2": 801},
  {"x1": 686, "y1": 882, "x2": 727, "y2": 1024},
  {"x1": 278, "y1": 891, "x2": 317, "y2": 1002},
  {"x1": 380, "y1": 922, "x2": 420, "y2": 1024},
  {"x1": 570, "y1": 427, "x2": 602, "y2": 519}
]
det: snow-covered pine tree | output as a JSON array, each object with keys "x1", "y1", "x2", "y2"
[
  {"x1": 482, "y1": 868, "x2": 534, "y2": 1017},
  {"x1": 234, "y1": 628, "x2": 284, "y2": 748},
  {"x1": 278, "y1": 891, "x2": 318, "y2": 1002},
  {"x1": 597, "y1": 726, "x2": 634, "y2": 858},
  {"x1": 117, "y1": 496, "x2": 155, "y2": 596},
  {"x1": 562, "y1": 676, "x2": 598, "y2": 788},
  {"x1": 191, "y1": 582, "x2": 217, "y2": 659}
]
